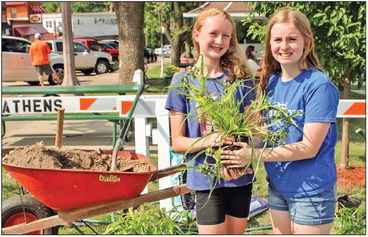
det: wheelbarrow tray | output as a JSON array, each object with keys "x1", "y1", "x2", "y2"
[{"x1": 2, "y1": 150, "x2": 157, "y2": 210}]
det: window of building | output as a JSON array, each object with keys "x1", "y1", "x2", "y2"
[{"x1": 11, "y1": 8, "x2": 17, "y2": 18}]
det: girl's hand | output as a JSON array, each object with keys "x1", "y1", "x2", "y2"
[
  {"x1": 221, "y1": 167, "x2": 239, "y2": 179},
  {"x1": 221, "y1": 166, "x2": 254, "y2": 180},
  {"x1": 204, "y1": 133, "x2": 235, "y2": 148},
  {"x1": 220, "y1": 142, "x2": 252, "y2": 169}
]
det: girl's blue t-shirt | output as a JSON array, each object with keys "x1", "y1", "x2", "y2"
[
  {"x1": 264, "y1": 68, "x2": 339, "y2": 198},
  {"x1": 165, "y1": 71, "x2": 255, "y2": 191}
]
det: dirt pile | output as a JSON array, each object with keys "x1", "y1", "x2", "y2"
[
  {"x1": 337, "y1": 164, "x2": 365, "y2": 187},
  {"x1": 2, "y1": 142, "x2": 150, "y2": 172}
]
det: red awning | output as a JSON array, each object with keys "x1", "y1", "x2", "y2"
[
  {"x1": 13, "y1": 25, "x2": 49, "y2": 37},
  {"x1": 29, "y1": 4, "x2": 45, "y2": 14},
  {"x1": 5, "y1": 2, "x2": 25, "y2": 6}
]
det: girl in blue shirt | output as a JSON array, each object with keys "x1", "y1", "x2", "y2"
[
  {"x1": 221, "y1": 7, "x2": 339, "y2": 234},
  {"x1": 165, "y1": 8, "x2": 255, "y2": 235}
]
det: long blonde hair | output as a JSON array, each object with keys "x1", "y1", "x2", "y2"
[
  {"x1": 192, "y1": 8, "x2": 253, "y2": 82},
  {"x1": 259, "y1": 7, "x2": 321, "y2": 94}
]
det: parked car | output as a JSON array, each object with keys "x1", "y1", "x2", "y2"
[
  {"x1": 46, "y1": 40, "x2": 115, "y2": 75},
  {"x1": 154, "y1": 45, "x2": 171, "y2": 57},
  {"x1": 98, "y1": 41, "x2": 119, "y2": 70},
  {"x1": 74, "y1": 38, "x2": 119, "y2": 71},
  {"x1": 2, "y1": 36, "x2": 64, "y2": 85},
  {"x1": 98, "y1": 40, "x2": 119, "y2": 50}
]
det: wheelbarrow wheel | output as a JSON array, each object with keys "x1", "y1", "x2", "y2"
[{"x1": 2, "y1": 195, "x2": 59, "y2": 235}]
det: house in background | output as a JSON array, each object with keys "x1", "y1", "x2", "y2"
[
  {"x1": 41, "y1": 12, "x2": 62, "y2": 40},
  {"x1": 41, "y1": 12, "x2": 118, "y2": 40},
  {"x1": 3, "y1": 2, "x2": 48, "y2": 41},
  {"x1": 2, "y1": 2, "x2": 11, "y2": 35},
  {"x1": 184, "y1": 1, "x2": 260, "y2": 19},
  {"x1": 2, "y1": 2, "x2": 118, "y2": 41}
]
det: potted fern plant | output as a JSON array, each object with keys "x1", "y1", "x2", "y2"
[{"x1": 169, "y1": 61, "x2": 301, "y2": 187}]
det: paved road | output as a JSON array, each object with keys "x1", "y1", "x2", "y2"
[
  {"x1": 2, "y1": 58, "x2": 169, "y2": 153},
  {"x1": 2, "y1": 57, "x2": 169, "y2": 87}
]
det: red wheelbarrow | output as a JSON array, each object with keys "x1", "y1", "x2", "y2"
[
  {"x1": 2, "y1": 151, "x2": 191, "y2": 235},
  {"x1": 1, "y1": 80, "x2": 192, "y2": 234},
  {"x1": 3, "y1": 151, "x2": 157, "y2": 211}
]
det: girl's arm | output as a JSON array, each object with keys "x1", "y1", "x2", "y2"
[
  {"x1": 170, "y1": 110, "x2": 233, "y2": 154},
  {"x1": 221, "y1": 122, "x2": 330, "y2": 168}
]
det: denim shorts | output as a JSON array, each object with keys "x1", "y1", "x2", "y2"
[{"x1": 268, "y1": 185, "x2": 337, "y2": 225}]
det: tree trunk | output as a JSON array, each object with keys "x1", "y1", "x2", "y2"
[
  {"x1": 61, "y1": 2, "x2": 78, "y2": 86},
  {"x1": 340, "y1": 77, "x2": 351, "y2": 169},
  {"x1": 183, "y1": 40, "x2": 193, "y2": 58},
  {"x1": 113, "y1": 2, "x2": 145, "y2": 84},
  {"x1": 170, "y1": 2, "x2": 183, "y2": 66}
]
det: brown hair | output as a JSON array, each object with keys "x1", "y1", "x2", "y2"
[
  {"x1": 259, "y1": 7, "x2": 321, "y2": 94},
  {"x1": 192, "y1": 8, "x2": 253, "y2": 82},
  {"x1": 245, "y1": 45, "x2": 256, "y2": 61}
]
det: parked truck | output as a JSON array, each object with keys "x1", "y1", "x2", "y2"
[
  {"x1": 74, "y1": 38, "x2": 119, "y2": 71},
  {"x1": 46, "y1": 40, "x2": 115, "y2": 75}
]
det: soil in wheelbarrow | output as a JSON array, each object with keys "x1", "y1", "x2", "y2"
[{"x1": 2, "y1": 142, "x2": 150, "y2": 172}]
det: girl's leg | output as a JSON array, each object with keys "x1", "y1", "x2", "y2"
[
  {"x1": 224, "y1": 215, "x2": 248, "y2": 234},
  {"x1": 197, "y1": 222, "x2": 226, "y2": 234},
  {"x1": 292, "y1": 222, "x2": 333, "y2": 234},
  {"x1": 197, "y1": 215, "x2": 248, "y2": 234},
  {"x1": 269, "y1": 209, "x2": 292, "y2": 234}
]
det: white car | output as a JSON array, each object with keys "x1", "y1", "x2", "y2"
[
  {"x1": 154, "y1": 45, "x2": 171, "y2": 58},
  {"x1": 2, "y1": 36, "x2": 64, "y2": 85},
  {"x1": 47, "y1": 40, "x2": 115, "y2": 75}
]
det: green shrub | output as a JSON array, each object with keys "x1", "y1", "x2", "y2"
[
  {"x1": 333, "y1": 206, "x2": 366, "y2": 234},
  {"x1": 163, "y1": 64, "x2": 179, "y2": 76},
  {"x1": 104, "y1": 203, "x2": 195, "y2": 235}
]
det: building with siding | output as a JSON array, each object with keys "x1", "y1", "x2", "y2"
[
  {"x1": 2, "y1": 2, "x2": 118, "y2": 41},
  {"x1": 41, "y1": 12, "x2": 118, "y2": 40},
  {"x1": 3, "y1": 2, "x2": 48, "y2": 40}
]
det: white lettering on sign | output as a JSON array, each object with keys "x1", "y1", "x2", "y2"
[{"x1": 2, "y1": 98, "x2": 63, "y2": 114}]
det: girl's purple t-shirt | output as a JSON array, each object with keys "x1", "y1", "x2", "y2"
[{"x1": 165, "y1": 71, "x2": 255, "y2": 191}]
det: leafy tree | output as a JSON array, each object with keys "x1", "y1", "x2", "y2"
[
  {"x1": 42, "y1": 2, "x2": 61, "y2": 13},
  {"x1": 244, "y1": 2, "x2": 366, "y2": 87},
  {"x1": 144, "y1": 3, "x2": 171, "y2": 49},
  {"x1": 71, "y1": 2, "x2": 111, "y2": 12},
  {"x1": 144, "y1": 2, "x2": 203, "y2": 66},
  {"x1": 243, "y1": 2, "x2": 366, "y2": 168},
  {"x1": 42, "y1": 2, "x2": 111, "y2": 13}
]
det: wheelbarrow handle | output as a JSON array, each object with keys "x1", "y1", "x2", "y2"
[
  {"x1": 111, "y1": 81, "x2": 146, "y2": 171},
  {"x1": 149, "y1": 163, "x2": 187, "y2": 182}
]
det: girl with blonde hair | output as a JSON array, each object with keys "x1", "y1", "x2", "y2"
[{"x1": 166, "y1": 7, "x2": 255, "y2": 234}]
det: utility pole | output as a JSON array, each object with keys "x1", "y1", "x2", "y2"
[
  {"x1": 61, "y1": 2, "x2": 79, "y2": 86},
  {"x1": 159, "y1": 12, "x2": 164, "y2": 77}
]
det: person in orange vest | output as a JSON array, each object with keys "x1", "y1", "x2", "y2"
[{"x1": 29, "y1": 33, "x2": 62, "y2": 86}]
